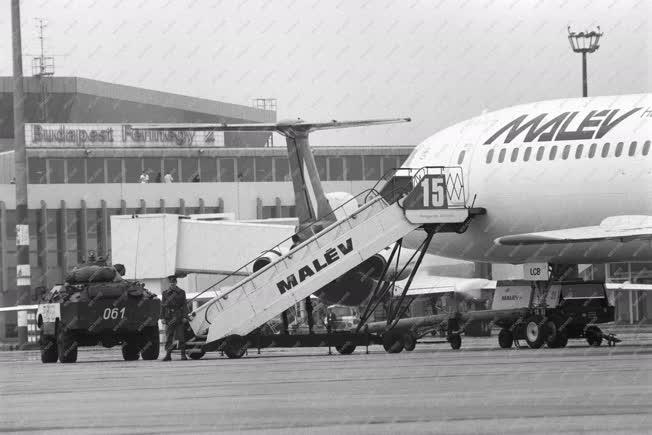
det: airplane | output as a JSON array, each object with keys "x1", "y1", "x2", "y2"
[
  {"x1": 138, "y1": 93, "x2": 651, "y2": 302},
  {"x1": 133, "y1": 93, "x2": 650, "y2": 353},
  {"x1": 401, "y1": 93, "x2": 651, "y2": 266}
]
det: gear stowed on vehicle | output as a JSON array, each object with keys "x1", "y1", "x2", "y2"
[{"x1": 36, "y1": 251, "x2": 161, "y2": 363}]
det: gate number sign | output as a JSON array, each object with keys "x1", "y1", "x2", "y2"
[{"x1": 404, "y1": 174, "x2": 448, "y2": 209}]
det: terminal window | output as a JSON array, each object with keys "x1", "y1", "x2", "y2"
[
  {"x1": 28, "y1": 158, "x2": 47, "y2": 184},
  {"x1": 274, "y1": 158, "x2": 290, "y2": 181},
  {"x1": 315, "y1": 156, "x2": 327, "y2": 180},
  {"x1": 48, "y1": 159, "x2": 65, "y2": 184},
  {"x1": 345, "y1": 156, "x2": 363, "y2": 180},
  {"x1": 164, "y1": 159, "x2": 179, "y2": 178},
  {"x1": 143, "y1": 158, "x2": 162, "y2": 180},
  {"x1": 199, "y1": 157, "x2": 218, "y2": 182},
  {"x1": 181, "y1": 158, "x2": 199, "y2": 182},
  {"x1": 364, "y1": 156, "x2": 381, "y2": 179},
  {"x1": 87, "y1": 159, "x2": 105, "y2": 183},
  {"x1": 382, "y1": 156, "x2": 397, "y2": 175},
  {"x1": 219, "y1": 158, "x2": 235, "y2": 182},
  {"x1": 124, "y1": 158, "x2": 143, "y2": 182},
  {"x1": 67, "y1": 159, "x2": 85, "y2": 183},
  {"x1": 329, "y1": 157, "x2": 344, "y2": 181},
  {"x1": 255, "y1": 157, "x2": 273, "y2": 182},
  {"x1": 107, "y1": 159, "x2": 123, "y2": 183},
  {"x1": 237, "y1": 157, "x2": 254, "y2": 182}
]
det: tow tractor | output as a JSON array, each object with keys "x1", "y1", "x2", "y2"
[{"x1": 363, "y1": 278, "x2": 619, "y2": 352}]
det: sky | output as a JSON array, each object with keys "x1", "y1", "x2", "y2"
[{"x1": 0, "y1": 0, "x2": 649, "y2": 146}]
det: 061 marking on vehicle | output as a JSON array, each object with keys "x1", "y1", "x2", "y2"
[{"x1": 102, "y1": 307, "x2": 126, "y2": 320}]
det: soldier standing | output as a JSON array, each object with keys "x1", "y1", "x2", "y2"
[{"x1": 161, "y1": 276, "x2": 188, "y2": 361}]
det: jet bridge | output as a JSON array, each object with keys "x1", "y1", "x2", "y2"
[{"x1": 186, "y1": 166, "x2": 485, "y2": 351}]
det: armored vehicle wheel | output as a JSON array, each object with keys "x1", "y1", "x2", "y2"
[
  {"x1": 57, "y1": 329, "x2": 78, "y2": 363},
  {"x1": 122, "y1": 340, "x2": 141, "y2": 361},
  {"x1": 448, "y1": 333, "x2": 462, "y2": 350},
  {"x1": 382, "y1": 332, "x2": 404, "y2": 353},
  {"x1": 335, "y1": 342, "x2": 356, "y2": 355},
  {"x1": 403, "y1": 332, "x2": 417, "y2": 352},
  {"x1": 188, "y1": 347, "x2": 206, "y2": 360},
  {"x1": 585, "y1": 326, "x2": 603, "y2": 347},
  {"x1": 40, "y1": 331, "x2": 58, "y2": 363},
  {"x1": 140, "y1": 326, "x2": 160, "y2": 360},
  {"x1": 524, "y1": 317, "x2": 545, "y2": 349},
  {"x1": 498, "y1": 329, "x2": 513, "y2": 349}
]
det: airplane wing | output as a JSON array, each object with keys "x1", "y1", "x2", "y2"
[
  {"x1": 392, "y1": 276, "x2": 494, "y2": 298},
  {"x1": 495, "y1": 215, "x2": 652, "y2": 246},
  {"x1": 131, "y1": 118, "x2": 410, "y2": 133},
  {"x1": 0, "y1": 304, "x2": 39, "y2": 312}
]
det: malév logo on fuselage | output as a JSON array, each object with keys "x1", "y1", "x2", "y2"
[
  {"x1": 484, "y1": 107, "x2": 641, "y2": 144},
  {"x1": 276, "y1": 238, "x2": 354, "y2": 294}
]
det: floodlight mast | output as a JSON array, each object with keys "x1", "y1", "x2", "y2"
[{"x1": 567, "y1": 26, "x2": 603, "y2": 97}]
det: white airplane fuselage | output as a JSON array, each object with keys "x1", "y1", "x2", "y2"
[{"x1": 404, "y1": 94, "x2": 652, "y2": 264}]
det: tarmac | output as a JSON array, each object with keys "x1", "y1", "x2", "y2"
[{"x1": 1, "y1": 334, "x2": 651, "y2": 434}]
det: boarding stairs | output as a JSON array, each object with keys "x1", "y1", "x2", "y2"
[{"x1": 188, "y1": 166, "x2": 485, "y2": 346}]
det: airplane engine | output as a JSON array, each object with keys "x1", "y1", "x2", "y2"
[{"x1": 252, "y1": 248, "x2": 290, "y2": 273}]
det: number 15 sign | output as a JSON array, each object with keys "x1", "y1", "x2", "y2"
[{"x1": 403, "y1": 174, "x2": 448, "y2": 210}]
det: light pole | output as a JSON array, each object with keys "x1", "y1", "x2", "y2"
[{"x1": 567, "y1": 26, "x2": 603, "y2": 97}]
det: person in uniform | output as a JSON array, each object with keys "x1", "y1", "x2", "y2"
[{"x1": 161, "y1": 276, "x2": 188, "y2": 361}]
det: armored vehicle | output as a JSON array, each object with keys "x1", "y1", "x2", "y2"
[{"x1": 36, "y1": 253, "x2": 161, "y2": 363}]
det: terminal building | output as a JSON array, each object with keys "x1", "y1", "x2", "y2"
[{"x1": 0, "y1": 77, "x2": 649, "y2": 340}]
